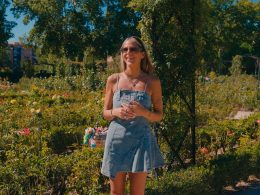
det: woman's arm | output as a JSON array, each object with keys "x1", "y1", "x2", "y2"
[
  {"x1": 144, "y1": 78, "x2": 163, "y2": 122},
  {"x1": 103, "y1": 74, "x2": 116, "y2": 121},
  {"x1": 103, "y1": 74, "x2": 130, "y2": 120}
]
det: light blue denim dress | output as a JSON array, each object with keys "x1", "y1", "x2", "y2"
[{"x1": 101, "y1": 79, "x2": 164, "y2": 179}]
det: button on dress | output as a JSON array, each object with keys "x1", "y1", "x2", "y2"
[{"x1": 101, "y1": 89, "x2": 164, "y2": 179}]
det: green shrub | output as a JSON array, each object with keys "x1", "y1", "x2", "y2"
[
  {"x1": 208, "y1": 152, "x2": 251, "y2": 192},
  {"x1": 21, "y1": 59, "x2": 34, "y2": 78},
  {"x1": 47, "y1": 127, "x2": 82, "y2": 154},
  {"x1": 44, "y1": 155, "x2": 73, "y2": 194},
  {"x1": 66, "y1": 147, "x2": 109, "y2": 194},
  {"x1": 146, "y1": 144, "x2": 260, "y2": 195},
  {"x1": 0, "y1": 147, "x2": 108, "y2": 194},
  {"x1": 146, "y1": 166, "x2": 215, "y2": 195}
]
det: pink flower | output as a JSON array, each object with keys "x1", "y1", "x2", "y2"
[
  {"x1": 200, "y1": 147, "x2": 209, "y2": 155},
  {"x1": 63, "y1": 92, "x2": 70, "y2": 98},
  {"x1": 23, "y1": 128, "x2": 30, "y2": 136},
  {"x1": 256, "y1": 119, "x2": 260, "y2": 124}
]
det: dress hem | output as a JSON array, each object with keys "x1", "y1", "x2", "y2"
[{"x1": 101, "y1": 163, "x2": 164, "y2": 179}]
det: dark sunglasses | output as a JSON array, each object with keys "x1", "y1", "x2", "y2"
[{"x1": 120, "y1": 47, "x2": 143, "y2": 53}]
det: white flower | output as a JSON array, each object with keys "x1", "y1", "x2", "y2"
[{"x1": 36, "y1": 109, "x2": 41, "y2": 114}]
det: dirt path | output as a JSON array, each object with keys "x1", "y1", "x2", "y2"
[
  {"x1": 235, "y1": 184, "x2": 260, "y2": 195},
  {"x1": 223, "y1": 175, "x2": 260, "y2": 195}
]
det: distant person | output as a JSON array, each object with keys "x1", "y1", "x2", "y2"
[{"x1": 101, "y1": 36, "x2": 164, "y2": 195}]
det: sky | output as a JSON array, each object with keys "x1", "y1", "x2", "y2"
[{"x1": 6, "y1": 8, "x2": 34, "y2": 43}]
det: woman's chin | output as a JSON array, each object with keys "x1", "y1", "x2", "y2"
[{"x1": 125, "y1": 62, "x2": 137, "y2": 67}]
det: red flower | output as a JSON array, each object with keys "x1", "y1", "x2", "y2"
[
  {"x1": 227, "y1": 130, "x2": 234, "y2": 137},
  {"x1": 63, "y1": 92, "x2": 70, "y2": 98},
  {"x1": 22, "y1": 128, "x2": 30, "y2": 136},
  {"x1": 200, "y1": 147, "x2": 209, "y2": 155}
]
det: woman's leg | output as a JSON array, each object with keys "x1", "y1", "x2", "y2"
[
  {"x1": 110, "y1": 172, "x2": 127, "y2": 195},
  {"x1": 128, "y1": 172, "x2": 148, "y2": 195}
]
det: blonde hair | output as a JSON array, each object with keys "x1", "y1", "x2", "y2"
[{"x1": 120, "y1": 36, "x2": 153, "y2": 74}]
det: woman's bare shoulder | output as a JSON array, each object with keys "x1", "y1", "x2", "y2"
[
  {"x1": 146, "y1": 74, "x2": 160, "y2": 84},
  {"x1": 145, "y1": 74, "x2": 161, "y2": 96},
  {"x1": 107, "y1": 73, "x2": 119, "y2": 84}
]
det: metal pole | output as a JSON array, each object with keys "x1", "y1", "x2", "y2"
[{"x1": 257, "y1": 59, "x2": 260, "y2": 100}]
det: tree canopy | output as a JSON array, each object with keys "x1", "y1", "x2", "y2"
[
  {"x1": 200, "y1": 0, "x2": 260, "y2": 73},
  {"x1": 11, "y1": 0, "x2": 140, "y2": 60},
  {"x1": 0, "y1": 0, "x2": 16, "y2": 48}
]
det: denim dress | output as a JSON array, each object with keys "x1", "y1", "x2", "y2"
[{"x1": 101, "y1": 89, "x2": 164, "y2": 179}]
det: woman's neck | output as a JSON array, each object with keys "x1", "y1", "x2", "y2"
[{"x1": 124, "y1": 68, "x2": 142, "y2": 79}]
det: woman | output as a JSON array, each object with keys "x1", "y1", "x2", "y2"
[{"x1": 101, "y1": 36, "x2": 164, "y2": 195}]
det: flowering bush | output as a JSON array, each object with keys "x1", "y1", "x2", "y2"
[
  {"x1": 1, "y1": 72, "x2": 260, "y2": 193},
  {"x1": 0, "y1": 75, "x2": 109, "y2": 193}
]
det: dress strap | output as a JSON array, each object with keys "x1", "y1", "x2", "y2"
[
  {"x1": 116, "y1": 73, "x2": 120, "y2": 90},
  {"x1": 144, "y1": 81, "x2": 148, "y2": 92}
]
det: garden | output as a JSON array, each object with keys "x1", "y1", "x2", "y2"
[
  {"x1": 1, "y1": 59, "x2": 260, "y2": 194},
  {"x1": 1, "y1": 0, "x2": 260, "y2": 194}
]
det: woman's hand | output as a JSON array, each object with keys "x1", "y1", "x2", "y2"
[
  {"x1": 113, "y1": 104, "x2": 135, "y2": 120},
  {"x1": 128, "y1": 101, "x2": 147, "y2": 117}
]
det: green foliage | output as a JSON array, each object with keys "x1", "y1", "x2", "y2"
[
  {"x1": 47, "y1": 127, "x2": 81, "y2": 154},
  {"x1": 197, "y1": 73, "x2": 259, "y2": 122},
  {"x1": 0, "y1": 0, "x2": 16, "y2": 48},
  {"x1": 11, "y1": 0, "x2": 140, "y2": 59},
  {"x1": 146, "y1": 166, "x2": 214, "y2": 195},
  {"x1": 146, "y1": 143, "x2": 260, "y2": 195},
  {"x1": 0, "y1": 0, "x2": 16, "y2": 68},
  {"x1": 0, "y1": 78, "x2": 109, "y2": 193},
  {"x1": 130, "y1": 0, "x2": 202, "y2": 167},
  {"x1": 196, "y1": 73, "x2": 260, "y2": 162},
  {"x1": 200, "y1": 0, "x2": 260, "y2": 73},
  {"x1": 1, "y1": 71, "x2": 260, "y2": 193},
  {"x1": 66, "y1": 147, "x2": 108, "y2": 194},
  {"x1": 21, "y1": 59, "x2": 34, "y2": 78},
  {"x1": 0, "y1": 147, "x2": 107, "y2": 194},
  {"x1": 229, "y1": 55, "x2": 243, "y2": 75},
  {"x1": 1, "y1": 0, "x2": 260, "y2": 192}
]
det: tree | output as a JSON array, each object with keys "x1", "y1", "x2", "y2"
[
  {"x1": 130, "y1": 0, "x2": 204, "y2": 167},
  {"x1": 11, "y1": 0, "x2": 140, "y2": 60},
  {"x1": 129, "y1": 0, "x2": 260, "y2": 170},
  {"x1": 200, "y1": 0, "x2": 260, "y2": 74},
  {"x1": 0, "y1": 0, "x2": 16, "y2": 65}
]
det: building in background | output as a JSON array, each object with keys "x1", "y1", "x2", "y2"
[{"x1": 8, "y1": 42, "x2": 37, "y2": 70}]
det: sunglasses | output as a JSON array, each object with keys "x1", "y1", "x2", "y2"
[{"x1": 120, "y1": 47, "x2": 143, "y2": 53}]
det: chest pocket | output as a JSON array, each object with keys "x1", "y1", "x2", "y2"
[
  {"x1": 135, "y1": 93, "x2": 145, "y2": 102},
  {"x1": 120, "y1": 93, "x2": 131, "y2": 103}
]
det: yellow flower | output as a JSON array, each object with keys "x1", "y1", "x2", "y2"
[
  {"x1": 36, "y1": 109, "x2": 41, "y2": 114},
  {"x1": 10, "y1": 99, "x2": 17, "y2": 104},
  {"x1": 31, "y1": 85, "x2": 38, "y2": 91},
  {"x1": 52, "y1": 95, "x2": 57, "y2": 100}
]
